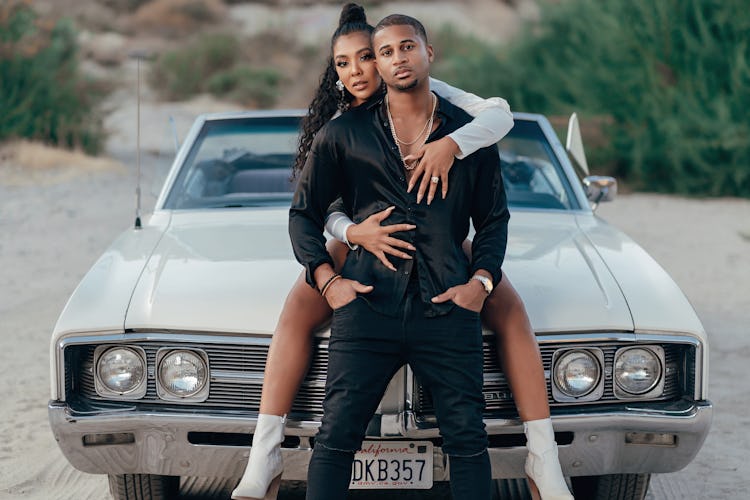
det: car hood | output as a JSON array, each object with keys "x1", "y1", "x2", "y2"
[
  {"x1": 124, "y1": 209, "x2": 634, "y2": 335},
  {"x1": 125, "y1": 209, "x2": 302, "y2": 335},
  {"x1": 500, "y1": 211, "x2": 632, "y2": 333}
]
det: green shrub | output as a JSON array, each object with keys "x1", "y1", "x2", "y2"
[
  {"x1": 207, "y1": 66, "x2": 281, "y2": 108},
  {"x1": 0, "y1": 2, "x2": 105, "y2": 153},
  {"x1": 150, "y1": 32, "x2": 283, "y2": 107},
  {"x1": 150, "y1": 33, "x2": 240, "y2": 100},
  {"x1": 434, "y1": 0, "x2": 750, "y2": 197}
]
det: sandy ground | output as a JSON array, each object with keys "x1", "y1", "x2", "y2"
[{"x1": 2, "y1": 93, "x2": 750, "y2": 498}]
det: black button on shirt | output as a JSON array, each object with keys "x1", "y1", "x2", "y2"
[{"x1": 289, "y1": 94, "x2": 510, "y2": 317}]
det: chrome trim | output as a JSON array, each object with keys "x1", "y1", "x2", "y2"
[
  {"x1": 93, "y1": 346, "x2": 148, "y2": 399},
  {"x1": 515, "y1": 112, "x2": 592, "y2": 211},
  {"x1": 531, "y1": 331, "x2": 637, "y2": 343},
  {"x1": 54, "y1": 331, "x2": 272, "y2": 403},
  {"x1": 210, "y1": 371, "x2": 264, "y2": 384},
  {"x1": 551, "y1": 348, "x2": 605, "y2": 402},
  {"x1": 155, "y1": 348, "x2": 210, "y2": 403},
  {"x1": 613, "y1": 345, "x2": 665, "y2": 399},
  {"x1": 58, "y1": 331, "x2": 273, "y2": 347},
  {"x1": 54, "y1": 330, "x2": 124, "y2": 402},
  {"x1": 633, "y1": 331, "x2": 705, "y2": 400},
  {"x1": 57, "y1": 330, "x2": 708, "y2": 407},
  {"x1": 583, "y1": 175, "x2": 618, "y2": 206},
  {"x1": 533, "y1": 331, "x2": 707, "y2": 401},
  {"x1": 49, "y1": 399, "x2": 712, "y2": 479}
]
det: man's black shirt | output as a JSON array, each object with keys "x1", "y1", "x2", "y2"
[{"x1": 289, "y1": 93, "x2": 510, "y2": 317}]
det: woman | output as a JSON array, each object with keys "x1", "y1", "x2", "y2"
[{"x1": 232, "y1": 4, "x2": 572, "y2": 500}]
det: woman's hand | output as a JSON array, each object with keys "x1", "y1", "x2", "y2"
[
  {"x1": 404, "y1": 136, "x2": 461, "y2": 205},
  {"x1": 346, "y1": 206, "x2": 417, "y2": 272}
]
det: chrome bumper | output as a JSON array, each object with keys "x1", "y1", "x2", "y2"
[{"x1": 49, "y1": 399, "x2": 712, "y2": 480}]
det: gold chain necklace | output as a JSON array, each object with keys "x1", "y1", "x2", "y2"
[{"x1": 386, "y1": 93, "x2": 437, "y2": 170}]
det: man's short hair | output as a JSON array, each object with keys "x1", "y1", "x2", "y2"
[{"x1": 373, "y1": 14, "x2": 428, "y2": 43}]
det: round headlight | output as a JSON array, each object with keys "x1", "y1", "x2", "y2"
[
  {"x1": 554, "y1": 350, "x2": 600, "y2": 397},
  {"x1": 97, "y1": 347, "x2": 145, "y2": 394},
  {"x1": 615, "y1": 347, "x2": 661, "y2": 395},
  {"x1": 158, "y1": 350, "x2": 207, "y2": 397}
]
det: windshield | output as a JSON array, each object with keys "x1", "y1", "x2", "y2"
[
  {"x1": 497, "y1": 119, "x2": 578, "y2": 210},
  {"x1": 163, "y1": 117, "x2": 300, "y2": 209},
  {"x1": 163, "y1": 115, "x2": 577, "y2": 211}
]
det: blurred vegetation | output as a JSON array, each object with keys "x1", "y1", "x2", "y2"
[
  {"x1": 149, "y1": 32, "x2": 282, "y2": 107},
  {"x1": 0, "y1": 1, "x2": 105, "y2": 154},
  {"x1": 434, "y1": 0, "x2": 750, "y2": 197},
  {"x1": 206, "y1": 66, "x2": 281, "y2": 108},
  {"x1": 132, "y1": 0, "x2": 227, "y2": 38}
]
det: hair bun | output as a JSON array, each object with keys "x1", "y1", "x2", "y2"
[{"x1": 339, "y1": 3, "x2": 367, "y2": 26}]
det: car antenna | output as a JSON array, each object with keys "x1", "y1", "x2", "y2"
[
  {"x1": 169, "y1": 115, "x2": 180, "y2": 153},
  {"x1": 130, "y1": 50, "x2": 152, "y2": 229}
]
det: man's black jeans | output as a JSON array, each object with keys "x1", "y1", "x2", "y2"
[{"x1": 305, "y1": 290, "x2": 492, "y2": 500}]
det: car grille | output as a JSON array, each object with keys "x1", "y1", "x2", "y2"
[
  {"x1": 66, "y1": 340, "x2": 329, "y2": 418},
  {"x1": 65, "y1": 338, "x2": 693, "y2": 420},
  {"x1": 415, "y1": 340, "x2": 689, "y2": 418}
]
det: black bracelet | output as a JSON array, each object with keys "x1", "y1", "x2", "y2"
[{"x1": 319, "y1": 273, "x2": 341, "y2": 296}]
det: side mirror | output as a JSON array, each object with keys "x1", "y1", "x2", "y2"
[
  {"x1": 565, "y1": 113, "x2": 589, "y2": 176},
  {"x1": 583, "y1": 175, "x2": 617, "y2": 209}
]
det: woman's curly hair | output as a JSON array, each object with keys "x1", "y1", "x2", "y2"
[
  {"x1": 293, "y1": 61, "x2": 348, "y2": 176},
  {"x1": 293, "y1": 3, "x2": 375, "y2": 176}
]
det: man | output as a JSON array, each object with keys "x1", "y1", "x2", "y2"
[{"x1": 289, "y1": 14, "x2": 509, "y2": 500}]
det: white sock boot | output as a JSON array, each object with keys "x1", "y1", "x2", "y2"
[
  {"x1": 524, "y1": 418, "x2": 574, "y2": 500},
  {"x1": 231, "y1": 414, "x2": 286, "y2": 500}
]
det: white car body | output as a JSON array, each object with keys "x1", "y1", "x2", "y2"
[{"x1": 48, "y1": 111, "x2": 711, "y2": 499}]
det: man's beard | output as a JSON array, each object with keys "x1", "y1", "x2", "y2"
[{"x1": 393, "y1": 78, "x2": 419, "y2": 91}]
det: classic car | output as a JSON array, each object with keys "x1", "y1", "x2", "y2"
[{"x1": 48, "y1": 110, "x2": 712, "y2": 500}]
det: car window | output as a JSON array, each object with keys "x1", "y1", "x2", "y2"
[
  {"x1": 164, "y1": 116, "x2": 577, "y2": 211},
  {"x1": 499, "y1": 119, "x2": 578, "y2": 210},
  {"x1": 163, "y1": 117, "x2": 301, "y2": 209}
]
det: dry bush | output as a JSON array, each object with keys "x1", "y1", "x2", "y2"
[
  {"x1": 0, "y1": 140, "x2": 124, "y2": 186},
  {"x1": 1, "y1": 140, "x2": 121, "y2": 171},
  {"x1": 133, "y1": 0, "x2": 227, "y2": 38}
]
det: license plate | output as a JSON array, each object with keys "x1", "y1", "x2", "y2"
[{"x1": 350, "y1": 441, "x2": 433, "y2": 489}]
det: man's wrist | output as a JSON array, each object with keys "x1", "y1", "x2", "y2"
[
  {"x1": 470, "y1": 272, "x2": 493, "y2": 295},
  {"x1": 467, "y1": 277, "x2": 486, "y2": 294},
  {"x1": 320, "y1": 273, "x2": 342, "y2": 296},
  {"x1": 313, "y1": 264, "x2": 336, "y2": 291}
]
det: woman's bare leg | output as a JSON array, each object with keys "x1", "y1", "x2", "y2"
[
  {"x1": 233, "y1": 241, "x2": 350, "y2": 499},
  {"x1": 480, "y1": 276, "x2": 573, "y2": 498},
  {"x1": 480, "y1": 277, "x2": 549, "y2": 421},
  {"x1": 258, "y1": 239, "x2": 349, "y2": 416},
  {"x1": 258, "y1": 272, "x2": 330, "y2": 415},
  {"x1": 461, "y1": 238, "x2": 549, "y2": 420}
]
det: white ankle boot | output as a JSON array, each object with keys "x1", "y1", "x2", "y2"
[
  {"x1": 524, "y1": 418, "x2": 574, "y2": 500},
  {"x1": 231, "y1": 414, "x2": 286, "y2": 500}
]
